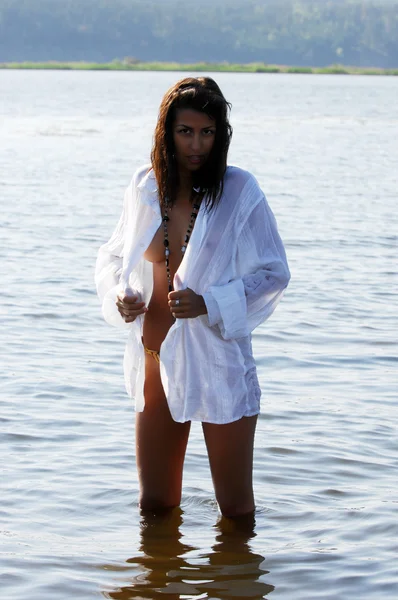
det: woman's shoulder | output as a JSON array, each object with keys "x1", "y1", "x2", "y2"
[
  {"x1": 132, "y1": 163, "x2": 153, "y2": 187},
  {"x1": 224, "y1": 165, "x2": 263, "y2": 197},
  {"x1": 120, "y1": 164, "x2": 155, "y2": 213}
]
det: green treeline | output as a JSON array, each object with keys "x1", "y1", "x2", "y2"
[
  {"x1": 0, "y1": 0, "x2": 397, "y2": 68},
  {"x1": 2, "y1": 61, "x2": 397, "y2": 75}
]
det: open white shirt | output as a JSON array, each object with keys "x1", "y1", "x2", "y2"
[{"x1": 95, "y1": 165, "x2": 290, "y2": 423}]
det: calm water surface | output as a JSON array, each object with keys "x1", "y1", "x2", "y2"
[{"x1": 1, "y1": 71, "x2": 397, "y2": 599}]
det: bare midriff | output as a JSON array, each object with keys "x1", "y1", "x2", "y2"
[{"x1": 142, "y1": 198, "x2": 195, "y2": 352}]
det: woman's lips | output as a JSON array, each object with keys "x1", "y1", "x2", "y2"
[{"x1": 187, "y1": 155, "x2": 204, "y2": 164}]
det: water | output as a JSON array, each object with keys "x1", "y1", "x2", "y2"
[{"x1": 1, "y1": 70, "x2": 397, "y2": 599}]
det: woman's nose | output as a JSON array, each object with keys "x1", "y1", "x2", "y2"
[{"x1": 190, "y1": 133, "x2": 201, "y2": 152}]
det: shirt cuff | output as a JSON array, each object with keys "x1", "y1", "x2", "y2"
[
  {"x1": 202, "y1": 290, "x2": 222, "y2": 327},
  {"x1": 203, "y1": 279, "x2": 248, "y2": 339}
]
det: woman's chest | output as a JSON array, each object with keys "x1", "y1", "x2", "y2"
[{"x1": 143, "y1": 202, "x2": 198, "y2": 264}]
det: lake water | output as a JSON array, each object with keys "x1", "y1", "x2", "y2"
[{"x1": 1, "y1": 70, "x2": 397, "y2": 599}]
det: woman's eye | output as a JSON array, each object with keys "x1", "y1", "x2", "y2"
[
  {"x1": 203, "y1": 129, "x2": 215, "y2": 136},
  {"x1": 179, "y1": 128, "x2": 190, "y2": 134}
]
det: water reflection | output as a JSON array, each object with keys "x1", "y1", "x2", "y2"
[{"x1": 103, "y1": 509, "x2": 274, "y2": 599}]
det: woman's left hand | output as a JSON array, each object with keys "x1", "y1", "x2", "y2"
[{"x1": 168, "y1": 288, "x2": 208, "y2": 319}]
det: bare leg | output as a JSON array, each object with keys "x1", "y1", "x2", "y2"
[
  {"x1": 202, "y1": 415, "x2": 257, "y2": 518},
  {"x1": 136, "y1": 355, "x2": 191, "y2": 511}
]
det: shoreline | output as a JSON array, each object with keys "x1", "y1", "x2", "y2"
[{"x1": 1, "y1": 61, "x2": 397, "y2": 75}]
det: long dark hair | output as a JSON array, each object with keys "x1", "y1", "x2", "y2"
[{"x1": 150, "y1": 77, "x2": 232, "y2": 210}]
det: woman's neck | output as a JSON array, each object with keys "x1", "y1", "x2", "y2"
[{"x1": 177, "y1": 169, "x2": 194, "y2": 199}]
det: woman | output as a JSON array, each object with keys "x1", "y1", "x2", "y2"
[{"x1": 95, "y1": 77, "x2": 290, "y2": 518}]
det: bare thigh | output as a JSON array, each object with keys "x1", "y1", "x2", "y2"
[
  {"x1": 135, "y1": 354, "x2": 191, "y2": 511},
  {"x1": 202, "y1": 415, "x2": 258, "y2": 518}
]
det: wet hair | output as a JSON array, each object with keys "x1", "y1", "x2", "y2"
[{"x1": 150, "y1": 77, "x2": 232, "y2": 210}]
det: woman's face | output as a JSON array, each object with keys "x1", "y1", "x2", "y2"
[{"x1": 172, "y1": 108, "x2": 216, "y2": 173}]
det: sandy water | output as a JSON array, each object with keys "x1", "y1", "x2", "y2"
[{"x1": 1, "y1": 70, "x2": 397, "y2": 599}]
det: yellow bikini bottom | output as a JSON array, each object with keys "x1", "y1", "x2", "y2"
[{"x1": 143, "y1": 343, "x2": 160, "y2": 364}]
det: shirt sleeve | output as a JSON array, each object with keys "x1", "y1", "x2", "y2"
[
  {"x1": 94, "y1": 182, "x2": 135, "y2": 329},
  {"x1": 202, "y1": 194, "x2": 290, "y2": 340}
]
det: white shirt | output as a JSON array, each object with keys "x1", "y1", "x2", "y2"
[{"x1": 95, "y1": 164, "x2": 290, "y2": 423}]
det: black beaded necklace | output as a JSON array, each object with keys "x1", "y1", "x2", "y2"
[{"x1": 162, "y1": 189, "x2": 202, "y2": 292}]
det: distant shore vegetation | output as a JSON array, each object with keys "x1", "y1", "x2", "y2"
[
  {"x1": 1, "y1": 61, "x2": 397, "y2": 76},
  {"x1": 1, "y1": 0, "x2": 398, "y2": 69}
]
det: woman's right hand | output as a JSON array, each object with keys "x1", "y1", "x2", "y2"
[{"x1": 116, "y1": 292, "x2": 147, "y2": 323}]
